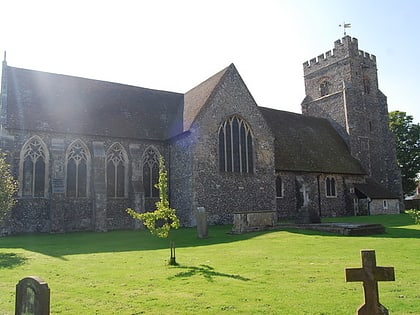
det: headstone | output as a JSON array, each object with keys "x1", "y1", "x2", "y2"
[
  {"x1": 15, "y1": 276, "x2": 50, "y2": 315},
  {"x1": 196, "y1": 207, "x2": 208, "y2": 238},
  {"x1": 345, "y1": 250, "x2": 395, "y2": 315},
  {"x1": 295, "y1": 183, "x2": 320, "y2": 224}
]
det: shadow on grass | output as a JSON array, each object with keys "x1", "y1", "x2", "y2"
[
  {"x1": 0, "y1": 252, "x2": 28, "y2": 268},
  {"x1": 0, "y1": 225, "x2": 275, "y2": 259},
  {"x1": 168, "y1": 264, "x2": 250, "y2": 282}
]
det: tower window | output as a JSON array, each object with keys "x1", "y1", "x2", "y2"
[
  {"x1": 218, "y1": 115, "x2": 253, "y2": 174},
  {"x1": 363, "y1": 77, "x2": 371, "y2": 94},
  {"x1": 276, "y1": 176, "x2": 284, "y2": 198},
  {"x1": 320, "y1": 81, "x2": 331, "y2": 97}
]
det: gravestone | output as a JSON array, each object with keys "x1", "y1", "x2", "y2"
[
  {"x1": 295, "y1": 183, "x2": 320, "y2": 224},
  {"x1": 15, "y1": 276, "x2": 50, "y2": 315},
  {"x1": 345, "y1": 250, "x2": 395, "y2": 315},
  {"x1": 196, "y1": 207, "x2": 208, "y2": 238}
]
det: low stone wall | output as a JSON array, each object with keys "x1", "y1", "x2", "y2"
[{"x1": 231, "y1": 210, "x2": 277, "y2": 234}]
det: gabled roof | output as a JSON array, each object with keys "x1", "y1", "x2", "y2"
[
  {"x1": 180, "y1": 64, "x2": 231, "y2": 132},
  {"x1": 355, "y1": 178, "x2": 400, "y2": 199},
  {"x1": 4, "y1": 66, "x2": 183, "y2": 140},
  {"x1": 259, "y1": 107, "x2": 366, "y2": 175}
]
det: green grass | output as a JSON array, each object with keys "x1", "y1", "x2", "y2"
[{"x1": 0, "y1": 214, "x2": 419, "y2": 314}]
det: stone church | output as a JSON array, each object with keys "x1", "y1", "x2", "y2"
[{"x1": 0, "y1": 36, "x2": 402, "y2": 234}]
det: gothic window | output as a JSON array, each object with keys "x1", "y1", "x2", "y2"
[
  {"x1": 320, "y1": 81, "x2": 331, "y2": 97},
  {"x1": 363, "y1": 77, "x2": 371, "y2": 94},
  {"x1": 143, "y1": 147, "x2": 160, "y2": 198},
  {"x1": 106, "y1": 143, "x2": 128, "y2": 198},
  {"x1": 19, "y1": 136, "x2": 49, "y2": 197},
  {"x1": 325, "y1": 176, "x2": 336, "y2": 197},
  {"x1": 276, "y1": 176, "x2": 283, "y2": 198},
  {"x1": 218, "y1": 115, "x2": 253, "y2": 173},
  {"x1": 66, "y1": 140, "x2": 90, "y2": 198}
]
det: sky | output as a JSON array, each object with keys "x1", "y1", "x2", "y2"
[{"x1": 1, "y1": 0, "x2": 419, "y2": 123}]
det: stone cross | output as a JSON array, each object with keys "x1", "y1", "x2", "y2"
[
  {"x1": 15, "y1": 276, "x2": 50, "y2": 315},
  {"x1": 345, "y1": 250, "x2": 395, "y2": 315},
  {"x1": 300, "y1": 184, "x2": 310, "y2": 206}
]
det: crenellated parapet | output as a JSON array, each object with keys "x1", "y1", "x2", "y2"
[{"x1": 303, "y1": 36, "x2": 376, "y2": 75}]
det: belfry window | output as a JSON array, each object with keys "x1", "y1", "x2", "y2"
[
  {"x1": 325, "y1": 176, "x2": 336, "y2": 197},
  {"x1": 320, "y1": 81, "x2": 331, "y2": 97},
  {"x1": 143, "y1": 147, "x2": 160, "y2": 198},
  {"x1": 20, "y1": 136, "x2": 49, "y2": 197},
  {"x1": 66, "y1": 140, "x2": 90, "y2": 198},
  {"x1": 106, "y1": 143, "x2": 128, "y2": 198},
  {"x1": 218, "y1": 115, "x2": 254, "y2": 173}
]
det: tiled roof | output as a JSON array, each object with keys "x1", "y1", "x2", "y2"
[
  {"x1": 354, "y1": 178, "x2": 400, "y2": 199},
  {"x1": 5, "y1": 66, "x2": 183, "y2": 140},
  {"x1": 259, "y1": 107, "x2": 366, "y2": 175}
]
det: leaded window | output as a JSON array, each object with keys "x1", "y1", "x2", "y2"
[
  {"x1": 320, "y1": 81, "x2": 331, "y2": 97},
  {"x1": 66, "y1": 140, "x2": 90, "y2": 198},
  {"x1": 276, "y1": 176, "x2": 283, "y2": 198},
  {"x1": 326, "y1": 176, "x2": 336, "y2": 197},
  {"x1": 106, "y1": 143, "x2": 128, "y2": 198},
  {"x1": 218, "y1": 115, "x2": 253, "y2": 173},
  {"x1": 20, "y1": 136, "x2": 49, "y2": 197},
  {"x1": 143, "y1": 147, "x2": 160, "y2": 198}
]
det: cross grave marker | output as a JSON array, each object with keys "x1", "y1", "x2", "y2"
[
  {"x1": 345, "y1": 250, "x2": 395, "y2": 315},
  {"x1": 15, "y1": 276, "x2": 50, "y2": 315}
]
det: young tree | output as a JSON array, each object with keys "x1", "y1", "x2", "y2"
[
  {"x1": 126, "y1": 156, "x2": 180, "y2": 264},
  {"x1": 0, "y1": 151, "x2": 17, "y2": 220},
  {"x1": 389, "y1": 111, "x2": 420, "y2": 195}
]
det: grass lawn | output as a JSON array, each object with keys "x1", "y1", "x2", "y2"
[{"x1": 0, "y1": 214, "x2": 419, "y2": 314}]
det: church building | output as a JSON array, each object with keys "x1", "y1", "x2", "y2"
[{"x1": 0, "y1": 36, "x2": 402, "y2": 234}]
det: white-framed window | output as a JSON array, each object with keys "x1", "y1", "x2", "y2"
[
  {"x1": 142, "y1": 146, "x2": 160, "y2": 198},
  {"x1": 325, "y1": 176, "x2": 336, "y2": 197},
  {"x1": 106, "y1": 143, "x2": 128, "y2": 198},
  {"x1": 218, "y1": 115, "x2": 254, "y2": 174},
  {"x1": 65, "y1": 139, "x2": 91, "y2": 198},
  {"x1": 19, "y1": 135, "x2": 49, "y2": 197},
  {"x1": 276, "y1": 176, "x2": 284, "y2": 198}
]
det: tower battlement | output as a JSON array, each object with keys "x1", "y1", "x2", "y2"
[{"x1": 303, "y1": 36, "x2": 376, "y2": 74}]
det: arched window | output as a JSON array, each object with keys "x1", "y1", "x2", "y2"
[
  {"x1": 325, "y1": 176, "x2": 336, "y2": 197},
  {"x1": 320, "y1": 81, "x2": 331, "y2": 97},
  {"x1": 363, "y1": 77, "x2": 371, "y2": 94},
  {"x1": 276, "y1": 176, "x2": 283, "y2": 198},
  {"x1": 106, "y1": 143, "x2": 128, "y2": 198},
  {"x1": 142, "y1": 147, "x2": 160, "y2": 198},
  {"x1": 66, "y1": 140, "x2": 90, "y2": 198},
  {"x1": 19, "y1": 136, "x2": 49, "y2": 197},
  {"x1": 218, "y1": 115, "x2": 253, "y2": 173}
]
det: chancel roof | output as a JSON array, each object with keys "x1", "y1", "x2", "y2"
[{"x1": 259, "y1": 107, "x2": 366, "y2": 175}]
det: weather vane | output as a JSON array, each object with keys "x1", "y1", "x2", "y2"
[{"x1": 339, "y1": 22, "x2": 351, "y2": 36}]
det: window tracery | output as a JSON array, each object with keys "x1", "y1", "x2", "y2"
[
  {"x1": 106, "y1": 143, "x2": 128, "y2": 198},
  {"x1": 66, "y1": 140, "x2": 90, "y2": 198},
  {"x1": 142, "y1": 147, "x2": 160, "y2": 198}
]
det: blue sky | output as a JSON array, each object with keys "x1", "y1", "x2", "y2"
[{"x1": 1, "y1": 0, "x2": 419, "y2": 123}]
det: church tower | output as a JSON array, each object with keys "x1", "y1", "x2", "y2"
[{"x1": 301, "y1": 36, "x2": 402, "y2": 198}]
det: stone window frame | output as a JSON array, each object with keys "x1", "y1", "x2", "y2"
[
  {"x1": 142, "y1": 146, "x2": 160, "y2": 198},
  {"x1": 383, "y1": 200, "x2": 388, "y2": 210},
  {"x1": 218, "y1": 115, "x2": 254, "y2": 174},
  {"x1": 18, "y1": 135, "x2": 50, "y2": 198},
  {"x1": 363, "y1": 76, "x2": 371, "y2": 94},
  {"x1": 319, "y1": 80, "x2": 332, "y2": 97},
  {"x1": 325, "y1": 176, "x2": 337, "y2": 198},
  {"x1": 275, "y1": 175, "x2": 284, "y2": 198},
  {"x1": 106, "y1": 142, "x2": 129, "y2": 198},
  {"x1": 65, "y1": 139, "x2": 91, "y2": 198}
]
